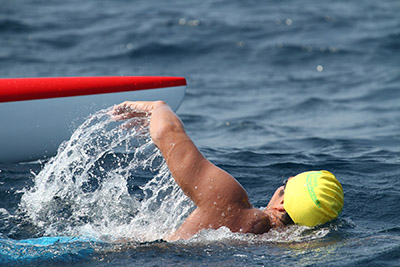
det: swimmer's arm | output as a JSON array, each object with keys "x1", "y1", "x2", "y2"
[
  {"x1": 147, "y1": 101, "x2": 251, "y2": 210},
  {"x1": 111, "y1": 101, "x2": 251, "y2": 209}
]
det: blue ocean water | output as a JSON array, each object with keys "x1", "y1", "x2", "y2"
[{"x1": 1, "y1": 0, "x2": 400, "y2": 266}]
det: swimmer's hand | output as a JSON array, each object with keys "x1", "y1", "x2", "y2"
[{"x1": 109, "y1": 101, "x2": 157, "y2": 121}]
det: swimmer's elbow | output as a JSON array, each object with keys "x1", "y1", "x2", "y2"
[
  {"x1": 152, "y1": 121, "x2": 181, "y2": 141},
  {"x1": 150, "y1": 111, "x2": 186, "y2": 146}
]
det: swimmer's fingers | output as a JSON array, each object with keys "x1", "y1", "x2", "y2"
[
  {"x1": 110, "y1": 113, "x2": 142, "y2": 121},
  {"x1": 120, "y1": 117, "x2": 150, "y2": 130},
  {"x1": 109, "y1": 101, "x2": 153, "y2": 121}
]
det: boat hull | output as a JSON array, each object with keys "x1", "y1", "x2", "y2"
[{"x1": 0, "y1": 85, "x2": 185, "y2": 163}]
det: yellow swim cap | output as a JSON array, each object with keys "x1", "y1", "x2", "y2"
[{"x1": 283, "y1": 171, "x2": 344, "y2": 227}]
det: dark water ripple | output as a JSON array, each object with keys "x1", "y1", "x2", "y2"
[{"x1": 0, "y1": 19, "x2": 32, "y2": 33}]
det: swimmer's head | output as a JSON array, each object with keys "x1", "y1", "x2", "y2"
[{"x1": 283, "y1": 170, "x2": 344, "y2": 227}]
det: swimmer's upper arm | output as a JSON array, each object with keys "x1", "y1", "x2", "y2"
[
  {"x1": 163, "y1": 139, "x2": 250, "y2": 209},
  {"x1": 149, "y1": 102, "x2": 250, "y2": 210}
]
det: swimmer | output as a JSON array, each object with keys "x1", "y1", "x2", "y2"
[{"x1": 111, "y1": 101, "x2": 344, "y2": 241}]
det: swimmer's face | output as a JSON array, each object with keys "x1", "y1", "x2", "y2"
[
  {"x1": 265, "y1": 185, "x2": 285, "y2": 212},
  {"x1": 265, "y1": 177, "x2": 293, "y2": 212}
]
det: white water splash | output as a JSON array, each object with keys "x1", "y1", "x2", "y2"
[
  {"x1": 19, "y1": 109, "x2": 192, "y2": 242},
  {"x1": 182, "y1": 224, "x2": 331, "y2": 245}
]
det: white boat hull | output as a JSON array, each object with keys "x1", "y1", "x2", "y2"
[{"x1": 0, "y1": 85, "x2": 185, "y2": 163}]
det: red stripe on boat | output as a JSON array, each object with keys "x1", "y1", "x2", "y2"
[{"x1": 0, "y1": 76, "x2": 187, "y2": 103}]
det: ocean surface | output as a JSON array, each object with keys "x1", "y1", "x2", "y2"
[{"x1": 1, "y1": 0, "x2": 399, "y2": 266}]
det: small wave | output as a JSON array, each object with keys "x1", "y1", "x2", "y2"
[
  {"x1": 383, "y1": 31, "x2": 400, "y2": 51},
  {"x1": 292, "y1": 97, "x2": 333, "y2": 111},
  {"x1": 37, "y1": 33, "x2": 82, "y2": 49},
  {"x1": 0, "y1": 19, "x2": 31, "y2": 33},
  {"x1": 356, "y1": 30, "x2": 400, "y2": 52},
  {"x1": 125, "y1": 41, "x2": 218, "y2": 59},
  {"x1": 352, "y1": 86, "x2": 400, "y2": 105},
  {"x1": 255, "y1": 42, "x2": 353, "y2": 66}
]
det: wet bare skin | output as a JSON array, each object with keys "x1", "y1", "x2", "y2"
[{"x1": 111, "y1": 101, "x2": 287, "y2": 241}]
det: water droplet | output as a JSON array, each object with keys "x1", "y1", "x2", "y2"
[
  {"x1": 329, "y1": 47, "x2": 338, "y2": 53},
  {"x1": 189, "y1": 19, "x2": 200, "y2": 26},
  {"x1": 316, "y1": 65, "x2": 324, "y2": 72},
  {"x1": 179, "y1": 18, "x2": 186, "y2": 25},
  {"x1": 285, "y1": 18, "x2": 293, "y2": 26},
  {"x1": 236, "y1": 41, "x2": 245, "y2": 48},
  {"x1": 126, "y1": 43, "x2": 134, "y2": 50}
]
